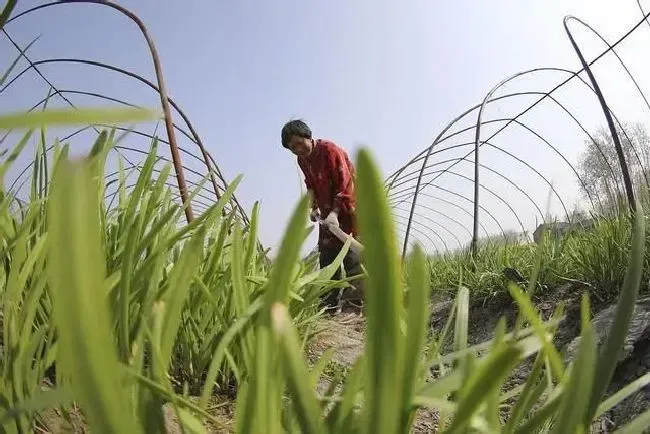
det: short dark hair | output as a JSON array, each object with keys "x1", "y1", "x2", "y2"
[{"x1": 281, "y1": 119, "x2": 311, "y2": 148}]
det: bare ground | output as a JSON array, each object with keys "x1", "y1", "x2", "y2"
[
  {"x1": 30, "y1": 284, "x2": 650, "y2": 433},
  {"x1": 307, "y1": 311, "x2": 439, "y2": 433},
  {"x1": 428, "y1": 283, "x2": 650, "y2": 433},
  {"x1": 35, "y1": 394, "x2": 236, "y2": 434},
  {"x1": 308, "y1": 283, "x2": 650, "y2": 433}
]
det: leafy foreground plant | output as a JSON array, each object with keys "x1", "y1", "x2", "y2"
[
  {"x1": 1, "y1": 112, "x2": 650, "y2": 432},
  {"x1": 236, "y1": 148, "x2": 650, "y2": 433},
  {"x1": 0, "y1": 112, "x2": 342, "y2": 431}
]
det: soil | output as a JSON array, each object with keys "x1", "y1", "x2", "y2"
[
  {"x1": 426, "y1": 283, "x2": 650, "y2": 433},
  {"x1": 308, "y1": 282, "x2": 650, "y2": 433},
  {"x1": 28, "y1": 283, "x2": 650, "y2": 433},
  {"x1": 307, "y1": 312, "x2": 439, "y2": 433},
  {"x1": 34, "y1": 393, "x2": 236, "y2": 434}
]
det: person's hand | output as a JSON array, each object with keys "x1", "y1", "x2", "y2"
[
  {"x1": 309, "y1": 208, "x2": 320, "y2": 222},
  {"x1": 322, "y1": 211, "x2": 339, "y2": 228}
]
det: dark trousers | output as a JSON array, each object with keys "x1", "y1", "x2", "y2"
[{"x1": 319, "y1": 243, "x2": 364, "y2": 307}]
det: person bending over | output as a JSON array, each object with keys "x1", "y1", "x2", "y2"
[{"x1": 281, "y1": 119, "x2": 364, "y2": 310}]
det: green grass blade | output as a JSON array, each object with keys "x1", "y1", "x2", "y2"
[
  {"x1": 264, "y1": 194, "x2": 310, "y2": 305},
  {"x1": 46, "y1": 157, "x2": 141, "y2": 433},
  {"x1": 446, "y1": 345, "x2": 522, "y2": 433},
  {"x1": 400, "y1": 244, "x2": 431, "y2": 432},
  {"x1": 552, "y1": 294, "x2": 596, "y2": 434},
  {"x1": 595, "y1": 373, "x2": 650, "y2": 418},
  {"x1": 486, "y1": 317, "x2": 507, "y2": 429},
  {"x1": 295, "y1": 238, "x2": 351, "y2": 288},
  {"x1": 308, "y1": 348, "x2": 336, "y2": 390},
  {"x1": 454, "y1": 286, "x2": 469, "y2": 353},
  {"x1": 613, "y1": 407, "x2": 650, "y2": 434},
  {"x1": 0, "y1": 129, "x2": 33, "y2": 186},
  {"x1": 126, "y1": 369, "x2": 227, "y2": 429},
  {"x1": 271, "y1": 303, "x2": 326, "y2": 434},
  {"x1": 584, "y1": 204, "x2": 646, "y2": 424},
  {"x1": 200, "y1": 298, "x2": 264, "y2": 408},
  {"x1": 0, "y1": 0, "x2": 17, "y2": 29},
  {"x1": 231, "y1": 222, "x2": 249, "y2": 317},
  {"x1": 244, "y1": 201, "x2": 260, "y2": 274},
  {"x1": 328, "y1": 355, "x2": 366, "y2": 432},
  {"x1": 162, "y1": 175, "x2": 243, "y2": 252},
  {"x1": 1, "y1": 37, "x2": 39, "y2": 88},
  {"x1": 0, "y1": 107, "x2": 159, "y2": 130},
  {"x1": 514, "y1": 388, "x2": 564, "y2": 434},
  {"x1": 245, "y1": 194, "x2": 310, "y2": 434},
  {"x1": 503, "y1": 348, "x2": 548, "y2": 433},
  {"x1": 231, "y1": 221, "x2": 254, "y2": 369},
  {"x1": 0, "y1": 387, "x2": 72, "y2": 426},
  {"x1": 355, "y1": 148, "x2": 405, "y2": 434},
  {"x1": 508, "y1": 282, "x2": 565, "y2": 381},
  {"x1": 156, "y1": 214, "x2": 210, "y2": 372}
]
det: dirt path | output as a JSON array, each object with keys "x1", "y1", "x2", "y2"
[{"x1": 307, "y1": 312, "x2": 439, "y2": 433}]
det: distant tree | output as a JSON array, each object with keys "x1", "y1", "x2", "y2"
[{"x1": 577, "y1": 121, "x2": 650, "y2": 214}]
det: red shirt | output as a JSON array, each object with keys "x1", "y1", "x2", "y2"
[{"x1": 297, "y1": 139, "x2": 357, "y2": 248}]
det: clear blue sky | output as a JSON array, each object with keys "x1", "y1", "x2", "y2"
[{"x1": 2, "y1": 0, "x2": 650, "y2": 255}]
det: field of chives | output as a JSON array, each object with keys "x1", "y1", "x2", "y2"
[{"x1": 2, "y1": 1, "x2": 650, "y2": 433}]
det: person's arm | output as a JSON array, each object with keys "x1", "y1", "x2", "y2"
[
  {"x1": 298, "y1": 158, "x2": 319, "y2": 220},
  {"x1": 328, "y1": 147, "x2": 356, "y2": 216}
]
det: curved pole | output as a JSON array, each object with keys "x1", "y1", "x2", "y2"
[
  {"x1": 54, "y1": 122, "x2": 216, "y2": 178},
  {"x1": 639, "y1": 1, "x2": 650, "y2": 28},
  {"x1": 8, "y1": 138, "x2": 222, "y2": 201},
  {"x1": 104, "y1": 181, "x2": 217, "y2": 215},
  {"x1": 5, "y1": 85, "x2": 243, "y2": 222},
  {"x1": 391, "y1": 187, "x2": 508, "y2": 239},
  {"x1": 389, "y1": 83, "x2": 647, "y2": 198},
  {"x1": 26, "y1": 90, "x2": 225, "y2": 182},
  {"x1": 392, "y1": 7, "x2": 650, "y2": 254},
  {"x1": 392, "y1": 207, "x2": 464, "y2": 250},
  {"x1": 419, "y1": 168, "x2": 529, "y2": 235},
  {"x1": 392, "y1": 152, "x2": 547, "y2": 223},
  {"x1": 388, "y1": 124, "x2": 581, "y2": 219},
  {"x1": 397, "y1": 202, "x2": 474, "y2": 239},
  {"x1": 390, "y1": 192, "x2": 492, "y2": 240},
  {"x1": 472, "y1": 69, "x2": 546, "y2": 257},
  {"x1": 45, "y1": 89, "x2": 225, "y2": 169},
  {"x1": 563, "y1": 15, "x2": 650, "y2": 190},
  {"x1": 564, "y1": 16, "x2": 636, "y2": 212},
  {"x1": 388, "y1": 165, "x2": 530, "y2": 235},
  {"x1": 467, "y1": 58, "x2": 641, "y2": 255},
  {"x1": 389, "y1": 90, "x2": 623, "y2": 210},
  {"x1": 396, "y1": 72, "x2": 578, "y2": 258},
  {"x1": 384, "y1": 22, "x2": 650, "y2": 188},
  {"x1": 394, "y1": 226, "x2": 431, "y2": 254},
  {"x1": 397, "y1": 99, "x2": 485, "y2": 258},
  {"x1": 0, "y1": 56, "x2": 250, "y2": 226},
  {"x1": 569, "y1": 15, "x2": 650, "y2": 112},
  {"x1": 0, "y1": 34, "x2": 140, "y2": 171},
  {"x1": 393, "y1": 212, "x2": 451, "y2": 252},
  {"x1": 6, "y1": 0, "x2": 194, "y2": 222},
  {"x1": 394, "y1": 222, "x2": 440, "y2": 256},
  {"x1": 387, "y1": 141, "x2": 561, "y2": 221}
]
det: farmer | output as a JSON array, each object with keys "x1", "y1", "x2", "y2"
[{"x1": 281, "y1": 119, "x2": 364, "y2": 310}]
